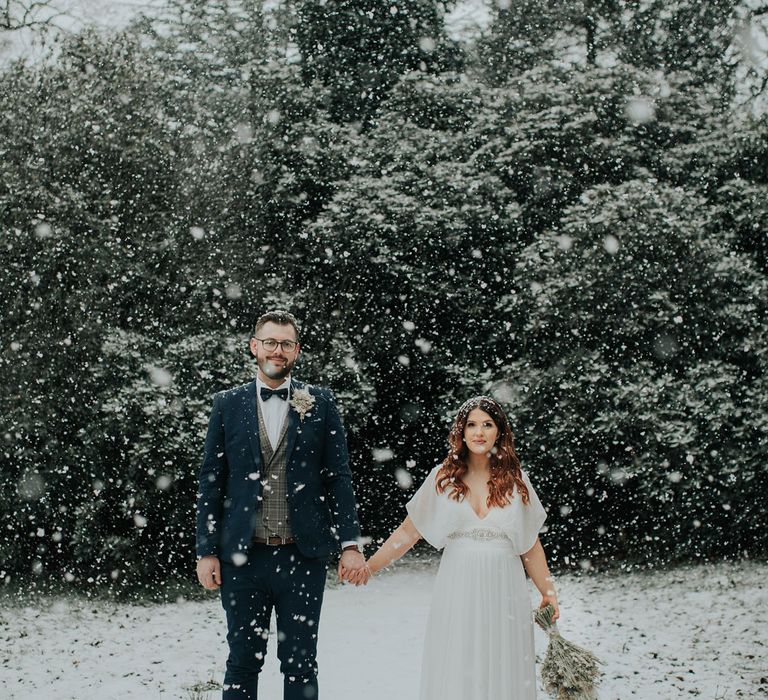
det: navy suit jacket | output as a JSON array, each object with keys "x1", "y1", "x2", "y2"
[{"x1": 196, "y1": 379, "x2": 362, "y2": 562}]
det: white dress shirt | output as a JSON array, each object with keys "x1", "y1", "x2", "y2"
[{"x1": 256, "y1": 376, "x2": 291, "y2": 450}]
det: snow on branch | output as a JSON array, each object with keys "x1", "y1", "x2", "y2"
[{"x1": 0, "y1": 0, "x2": 66, "y2": 31}]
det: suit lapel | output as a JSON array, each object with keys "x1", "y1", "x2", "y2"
[
  {"x1": 256, "y1": 398, "x2": 275, "y2": 465},
  {"x1": 273, "y1": 411, "x2": 290, "y2": 455},
  {"x1": 243, "y1": 380, "x2": 263, "y2": 469},
  {"x1": 284, "y1": 379, "x2": 302, "y2": 467}
]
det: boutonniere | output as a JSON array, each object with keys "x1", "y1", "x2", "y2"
[{"x1": 290, "y1": 388, "x2": 315, "y2": 422}]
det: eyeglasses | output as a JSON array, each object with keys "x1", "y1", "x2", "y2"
[{"x1": 254, "y1": 337, "x2": 298, "y2": 353}]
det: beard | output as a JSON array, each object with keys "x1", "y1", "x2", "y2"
[{"x1": 259, "y1": 357, "x2": 294, "y2": 380}]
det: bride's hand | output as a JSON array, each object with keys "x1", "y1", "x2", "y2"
[
  {"x1": 346, "y1": 564, "x2": 372, "y2": 586},
  {"x1": 539, "y1": 595, "x2": 559, "y2": 622}
]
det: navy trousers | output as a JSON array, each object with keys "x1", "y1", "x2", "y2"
[{"x1": 220, "y1": 543, "x2": 328, "y2": 700}]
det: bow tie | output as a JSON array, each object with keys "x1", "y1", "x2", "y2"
[{"x1": 260, "y1": 386, "x2": 289, "y2": 402}]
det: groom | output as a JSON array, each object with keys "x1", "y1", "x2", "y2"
[{"x1": 196, "y1": 310, "x2": 368, "y2": 699}]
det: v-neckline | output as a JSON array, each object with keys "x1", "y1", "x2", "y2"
[{"x1": 463, "y1": 497, "x2": 492, "y2": 521}]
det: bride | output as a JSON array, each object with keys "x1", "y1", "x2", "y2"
[{"x1": 348, "y1": 395, "x2": 559, "y2": 699}]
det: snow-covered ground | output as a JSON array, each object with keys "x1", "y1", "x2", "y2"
[{"x1": 1, "y1": 558, "x2": 765, "y2": 699}]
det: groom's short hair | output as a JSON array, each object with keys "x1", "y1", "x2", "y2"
[{"x1": 253, "y1": 310, "x2": 301, "y2": 340}]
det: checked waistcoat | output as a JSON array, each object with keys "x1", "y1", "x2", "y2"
[{"x1": 252, "y1": 398, "x2": 293, "y2": 541}]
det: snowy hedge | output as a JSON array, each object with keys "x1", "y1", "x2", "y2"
[{"x1": 1, "y1": 1, "x2": 766, "y2": 592}]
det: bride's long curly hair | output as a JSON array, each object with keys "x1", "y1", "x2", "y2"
[{"x1": 436, "y1": 396, "x2": 530, "y2": 507}]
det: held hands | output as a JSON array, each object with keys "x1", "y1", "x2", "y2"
[
  {"x1": 337, "y1": 549, "x2": 372, "y2": 586},
  {"x1": 345, "y1": 562, "x2": 372, "y2": 586},
  {"x1": 196, "y1": 555, "x2": 222, "y2": 590},
  {"x1": 197, "y1": 551, "x2": 373, "y2": 590}
]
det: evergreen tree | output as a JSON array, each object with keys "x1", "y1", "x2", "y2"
[
  {"x1": 292, "y1": 0, "x2": 463, "y2": 122},
  {"x1": 479, "y1": 0, "x2": 742, "y2": 99}
]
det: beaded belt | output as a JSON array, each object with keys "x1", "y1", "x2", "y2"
[{"x1": 447, "y1": 528, "x2": 510, "y2": 542}]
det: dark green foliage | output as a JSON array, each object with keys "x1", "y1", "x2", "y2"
[
  {"x1": 478, "y1": 0, "x2": 741, "y2": 86},
  {"x1": 293, "y1": 0, "x2": 463, "y2": 122},
  {"x1": 1, "y1": 0, "x2": 766, "y2": 594},
  {"x1": 498, "y1": 181, "x2": 767, "y2": 564}
]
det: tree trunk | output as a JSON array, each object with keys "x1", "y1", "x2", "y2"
[{"x1": 585, "y1": 13, "x2": 597, "y2": 66}]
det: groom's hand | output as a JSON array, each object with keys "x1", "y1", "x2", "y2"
[
  {"x1": 346, "y1": 565, "x2": 371, "y2": 586},
  {"x1": 196, "y1": 555, "x2": 222, "y2": 590},
  {"x1": 338, "y1": 549, "x2": 367, "y2": 585}
]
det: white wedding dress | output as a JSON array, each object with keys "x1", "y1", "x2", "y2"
[{"x1": 406, "y1": 467, "x2": 547, "y2": 700}]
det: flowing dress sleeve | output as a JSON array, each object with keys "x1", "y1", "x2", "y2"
[
  {"x1": 406, "y1": 466, "x2": 451, "y2": 550},
  {"x1": 506, "y1": 469, "x2": 548, "y2": 555}
]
